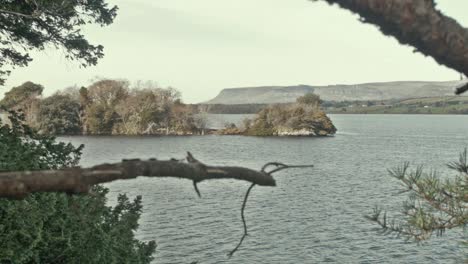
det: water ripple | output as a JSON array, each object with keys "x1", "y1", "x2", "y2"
[{"x1": 59, "y1": 114, "x2": 468, "y2": 263}]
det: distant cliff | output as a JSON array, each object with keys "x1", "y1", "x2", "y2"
[{"x1": 204, "y1": 81, "x2": 466, "y2": 104}]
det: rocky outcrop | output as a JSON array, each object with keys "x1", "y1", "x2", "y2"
[
  {"x1": 274, "y1": 111, "x2": 336, "y2": 136},
  {"x1": 276, "y1": 128, "x2": 322, "y2": 136}
]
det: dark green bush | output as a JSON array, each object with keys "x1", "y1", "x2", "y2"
[{"x1": 0, "y1": 110, "x2": 156, "y2": 263}]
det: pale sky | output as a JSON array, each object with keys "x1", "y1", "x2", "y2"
[{"x1": 3, "y1": 0, "x2": 468, "y2": 103}]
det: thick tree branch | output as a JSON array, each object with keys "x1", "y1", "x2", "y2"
[
  {"x1": 0, "y1": 152, "x2": 277, "y2": 199},
  {"x1": 319, "y1": 0, "x2": 468, "y2": 93}
]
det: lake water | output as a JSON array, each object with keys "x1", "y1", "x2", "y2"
[{"x1": 59, "y1": 114, "x2": 468, "y2": 263}]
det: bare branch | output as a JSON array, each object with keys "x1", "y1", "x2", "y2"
[
  {"x1": 228, "y1": 183, "x2": 256, "y2": 257},
  {"x1": 0, "y1": 152, "x2": 276, "y2": 199},
  {"x1": 0, "y1": 152, "x2": 314, "y2": 256},
  {"x1": 226, "y1": 162, "x2": 314, "y2": 256},
  {"x1": 0, "y1": 9, "x2": 40, "y2": 19},
  {"x1": 262, "y1": 162, "x2": 315, "y2": 175}
]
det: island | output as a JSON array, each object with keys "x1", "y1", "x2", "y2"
[{"x1": 217, "y1": 93, "x2": 336, "y2": 136}]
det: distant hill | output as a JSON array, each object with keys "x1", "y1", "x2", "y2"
[{"x1": 204, "y1": 81, "x2": 466, "y2": 104}]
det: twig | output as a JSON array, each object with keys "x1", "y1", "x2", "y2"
[
  {"x1": 261, "y1": 162, "x2": 287, "y2": 172},
  {"x1": 193, "y1": 181, "x2": 201, "y2": 198},
  {"x1": 227, "y1": 161, "x2": 314, "y2": 256},
  {"x1": 263, "y1": 163, "x2": 314, "y2": 175},
  {"x1": 228, "y1": 183, "x2": 256, "y2": 257}
]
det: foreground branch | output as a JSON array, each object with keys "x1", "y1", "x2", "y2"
[
  {"x1": 0, "y1": 152, "x2": 276, "y2": 199},
  {"x1": 319, "y1": 0, "x2": 468, "y2": 92},
  {"x1": 0, "y1": 152, "x2": 314, "y2": 256}
]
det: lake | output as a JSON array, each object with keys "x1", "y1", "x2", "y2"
[{"x1": 59, "y1": 114, "x2": 468, "y2": 263}]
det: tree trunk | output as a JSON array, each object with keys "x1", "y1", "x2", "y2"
[{"x1": 321, "y1": 0, "x2": 468, "y2": 90}]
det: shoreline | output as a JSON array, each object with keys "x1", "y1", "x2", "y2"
[{"x1": 56, "y1": 133, "x2": 336, "y2": 137}]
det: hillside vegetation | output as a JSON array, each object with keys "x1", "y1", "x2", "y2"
[{"x1": 198, "y1": 95, "x2": 468, "y2": 115}]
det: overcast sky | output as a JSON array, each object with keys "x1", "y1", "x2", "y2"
[{"x1": 3, "y1": 0, "x2": 468, "y2": 103}]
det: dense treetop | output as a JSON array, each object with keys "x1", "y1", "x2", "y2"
[{"x1": 0, "y1": 81, "x2": 43, "y2": 108}]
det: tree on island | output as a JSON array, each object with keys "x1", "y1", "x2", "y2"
[
  {"x1": 296, "y1": 93, "x2": 322, "y2": 108},
  {"x1": 0, "y1": 79, "x2": 205, "y2": 136},
  {"x1": 37, "y1": 92, "x2": 82, "y2": 135}
]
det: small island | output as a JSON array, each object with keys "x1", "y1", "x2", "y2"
[{"x1": 218, "y1": 93, "x2": 336, "y2": 136}]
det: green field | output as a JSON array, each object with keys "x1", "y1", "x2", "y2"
[{"x1": 324, "y1": 96, "x2": 468, "y2": 114}]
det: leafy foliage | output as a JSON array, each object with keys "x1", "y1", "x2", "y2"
[
  {"x1": 0, "y1": 81, "x2": 43, "y2": 108},
  {"x1": 368, "y1": 150, "x2": 468, "y2": 242},
  {"x1": 0, "y1": 109, "x2": 156, "y2": 263},
  {"x1": 37, "y1": 93, "x2": 82, "y2": 135},
  {"x1": 0, "y1": 0, "x2": 117, "y2": 85}
]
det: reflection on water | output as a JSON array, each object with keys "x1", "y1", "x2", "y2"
[{"x1": 60, "y1": 114, "x2": 468, "y2": 263}]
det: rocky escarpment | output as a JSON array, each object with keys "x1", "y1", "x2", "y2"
[
  {"x1": 206, "y1": 85, "x2": 315, "y2": 104},
  {"x1": 204, "y1": 81, "x2": 466, "y2": 104}
]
